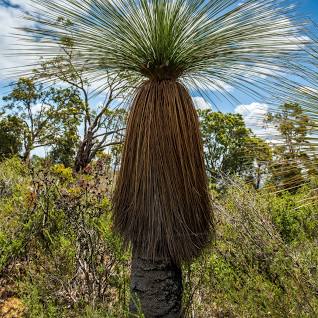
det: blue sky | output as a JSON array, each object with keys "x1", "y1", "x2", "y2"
[
  {"x1": 298, "y1": 0, "x2": 318, "y2": 17},
  {"x1": 1, "y1": 0, "x2": 318, "y2": 104},
  {"x1": 0, "y1": 0, "x2": 317, "y2": 153}
]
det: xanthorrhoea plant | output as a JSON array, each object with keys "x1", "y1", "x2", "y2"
[{"x1": 16, "y1": 0, "x2": 311, "y2": 316}]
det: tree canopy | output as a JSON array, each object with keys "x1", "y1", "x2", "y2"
[
  {"x1": 0, "y1": 116, "x2": 24, "y2": 160},
  {"x1": 2, "y1": 78, "x2": 83, "y2": 161},
  {"x1": 265, "y1": 102, "x2": 317, "y2": 191},
  {"x1": 199, "y1": 110, "x2": 272, "y2": 188}
]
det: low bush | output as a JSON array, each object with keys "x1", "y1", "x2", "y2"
[
  {"x1": 1, "y1": 159, "x2": 317, "y2": 317},
  {"x1": 184, "y1": 181, "x2": 318, "y2": 317},
  {"x1": 0, "y1": 158, "x2": 130, "y2": 317}
]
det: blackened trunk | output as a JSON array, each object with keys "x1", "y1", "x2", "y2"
[
  {"x1": 130, "y1": 254, "x2": 183, "y2": 318},
  {"x1": 74, "y1": 131, "x2": 94, "y2": 172},
  {"x1": 255, "y1": 164, "x2": 262, "y2": 190},
  {"x1": 22, "y1": 145, "x2": 32, "y2": 163}
]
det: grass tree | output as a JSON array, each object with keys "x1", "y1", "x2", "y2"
[{"x1": 16, "y1": 0, "x2": 312, "y2": 316}]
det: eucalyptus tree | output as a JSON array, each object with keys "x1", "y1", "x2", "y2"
[
  {"x1": 32, "y1": 22, "x2": 126, "y2": 172},
  {"x1": 2, "y1": 78, "x2": 83, "y2": 162},
  {"x1": 16, "y1": 0, "x2": 311, "y2": 316},
  {"x1": 198, "y1": 110, "x2": 272, "y2": 188},
  {"x1": 265, "y1": 103, "x2": 316, "y2": 192},
  {"x1": 293, "y1": 31, "x2": 318, "y2": 185},
  {"x1": 0, "y1": 116, "x2": 24, "y2": 160}
]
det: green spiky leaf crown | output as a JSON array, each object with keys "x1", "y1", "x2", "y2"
[{"x1": 19, "y1": 0, "x2": 309, "y2": 99}]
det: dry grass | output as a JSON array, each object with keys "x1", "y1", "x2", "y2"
[{"x1": 0, "y1": 298, "x2": 25, "y2": 318}]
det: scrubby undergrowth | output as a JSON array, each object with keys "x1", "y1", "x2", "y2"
[{"x1": 0, "y1": 158, "x2": 317, "y2": 317}]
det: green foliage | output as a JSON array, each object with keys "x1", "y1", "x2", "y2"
[
  {"x1": 2, "y1": 78, "x2": 82, "y2": 161},
  {"x1": 183, "y1": 182, "x2": 318, "y2": 317},
  {"x1": 199, "y1": 110, "x2": 272, "y2": 188},
  {"x1": 0, "y1": 116, "x2": 24, "y2": 160},
  {"x1": 49, "y1": 126, "x2": 80, "y2": 167},
  {"x1": 0, "y1": 158, "x2": 130, "y2": 317},
  {"x1": 0, "y1": 158, "x2": 30, "y2": 270},
  {"x1": 266, "y1": 103, "x2": 317, "y2": 191},
  {"x1": 269, "y1": 186, "x2": 318, "y2": 243},
  {"x1": 245, "y1": 136, "x2": 273, "y2": 189},
  {"x1": 266, "y1": 103, "x2": 312, "y2": 146},
  {"x1": 1, "y1": 158, "x2": 317, "y2": 317}
]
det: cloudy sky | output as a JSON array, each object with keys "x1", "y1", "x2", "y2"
[{"x1": 1, "y1": 0, "x2": 318, "y2": 148}]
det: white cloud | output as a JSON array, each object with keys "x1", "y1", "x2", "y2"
[
  {"x1": 193, "y1": 96, "x2": 212, "y2": 110},
  {"x1": 235, "y1": 102, "x2": 281, "y2": 143},
  {"x1": 204, "y1": 79, "x2": 233, "y2": 92},
  {"x1": 235, "y1": 102, "x2": 268, "y2": 126},
  {"x1": 31, "y1": 102, "x2": 51, "y2": 113},
  {"x1": 0, "y1": 1, "x2": 35, "y2": 74}
]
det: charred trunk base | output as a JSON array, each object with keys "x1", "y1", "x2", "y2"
[
  {"x1": 129, "y1": 255, "x2": 183, "y2": 318},
  {"x1": 74, "y1": 147, "x2": 91, "y2": 172}
]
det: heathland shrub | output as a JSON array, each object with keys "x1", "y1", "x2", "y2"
[
  {"x1": 0, "y1": 158, "x2": 130, "y2": 317},
  {"x1": 183, "y1": 181, "x2": 318, "y2": 317},
  {"x1": 1, "y1": 159, "x2": 317, "y2": 317}
]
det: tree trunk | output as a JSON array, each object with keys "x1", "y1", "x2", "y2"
[
  {"x1": 22, "y1": 148, "x2": 31, "y2": 164},
  {"x1": 255, "y1": 164, "x2": 262, "y2": 190},
  {"x1": 129, "y1": 254, "x2": 183, "y2": 318},
  {"x1": 74, "y1": 131, "x2": 94, "y2": 172}
]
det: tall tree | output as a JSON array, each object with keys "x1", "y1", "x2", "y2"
[
  {"x1": 245, "y1": 136, "x2": 273, "y2": 189},
  {"x1": 0, "y1": 116, "x2": 24, "y2": 160},
  {"x1": 17, "y1": 0, "x2": 311, "y2": 316},
  {"x1": 2, "y1": 78, "x2": 82, "y2": 162},
  {"x1": 49, "y1": 120, "x2": 80, "y2": 167},
  {"x1": 265, "y1": 102, "x2": 316, "y2": 191},
  {"x1": 33, "y1": 18, "x2": 126, "y2": 172},
  {"x1": 199, "y1": 110, "x2": 272, "y2": 188}
]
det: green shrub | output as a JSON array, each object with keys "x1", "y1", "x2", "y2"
[
  {"x1": 183, "y1": 182, "x2": 318, "y2": 317},
  {"x1": 0, "y1": 158, "x2": 130, "y2": 317},
  {"x1": 1, "y1": 159, "x2": 317, "y2": 317},
  {"x1": 270, "y1": 188, "x2": 318, "y2": 243}
]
